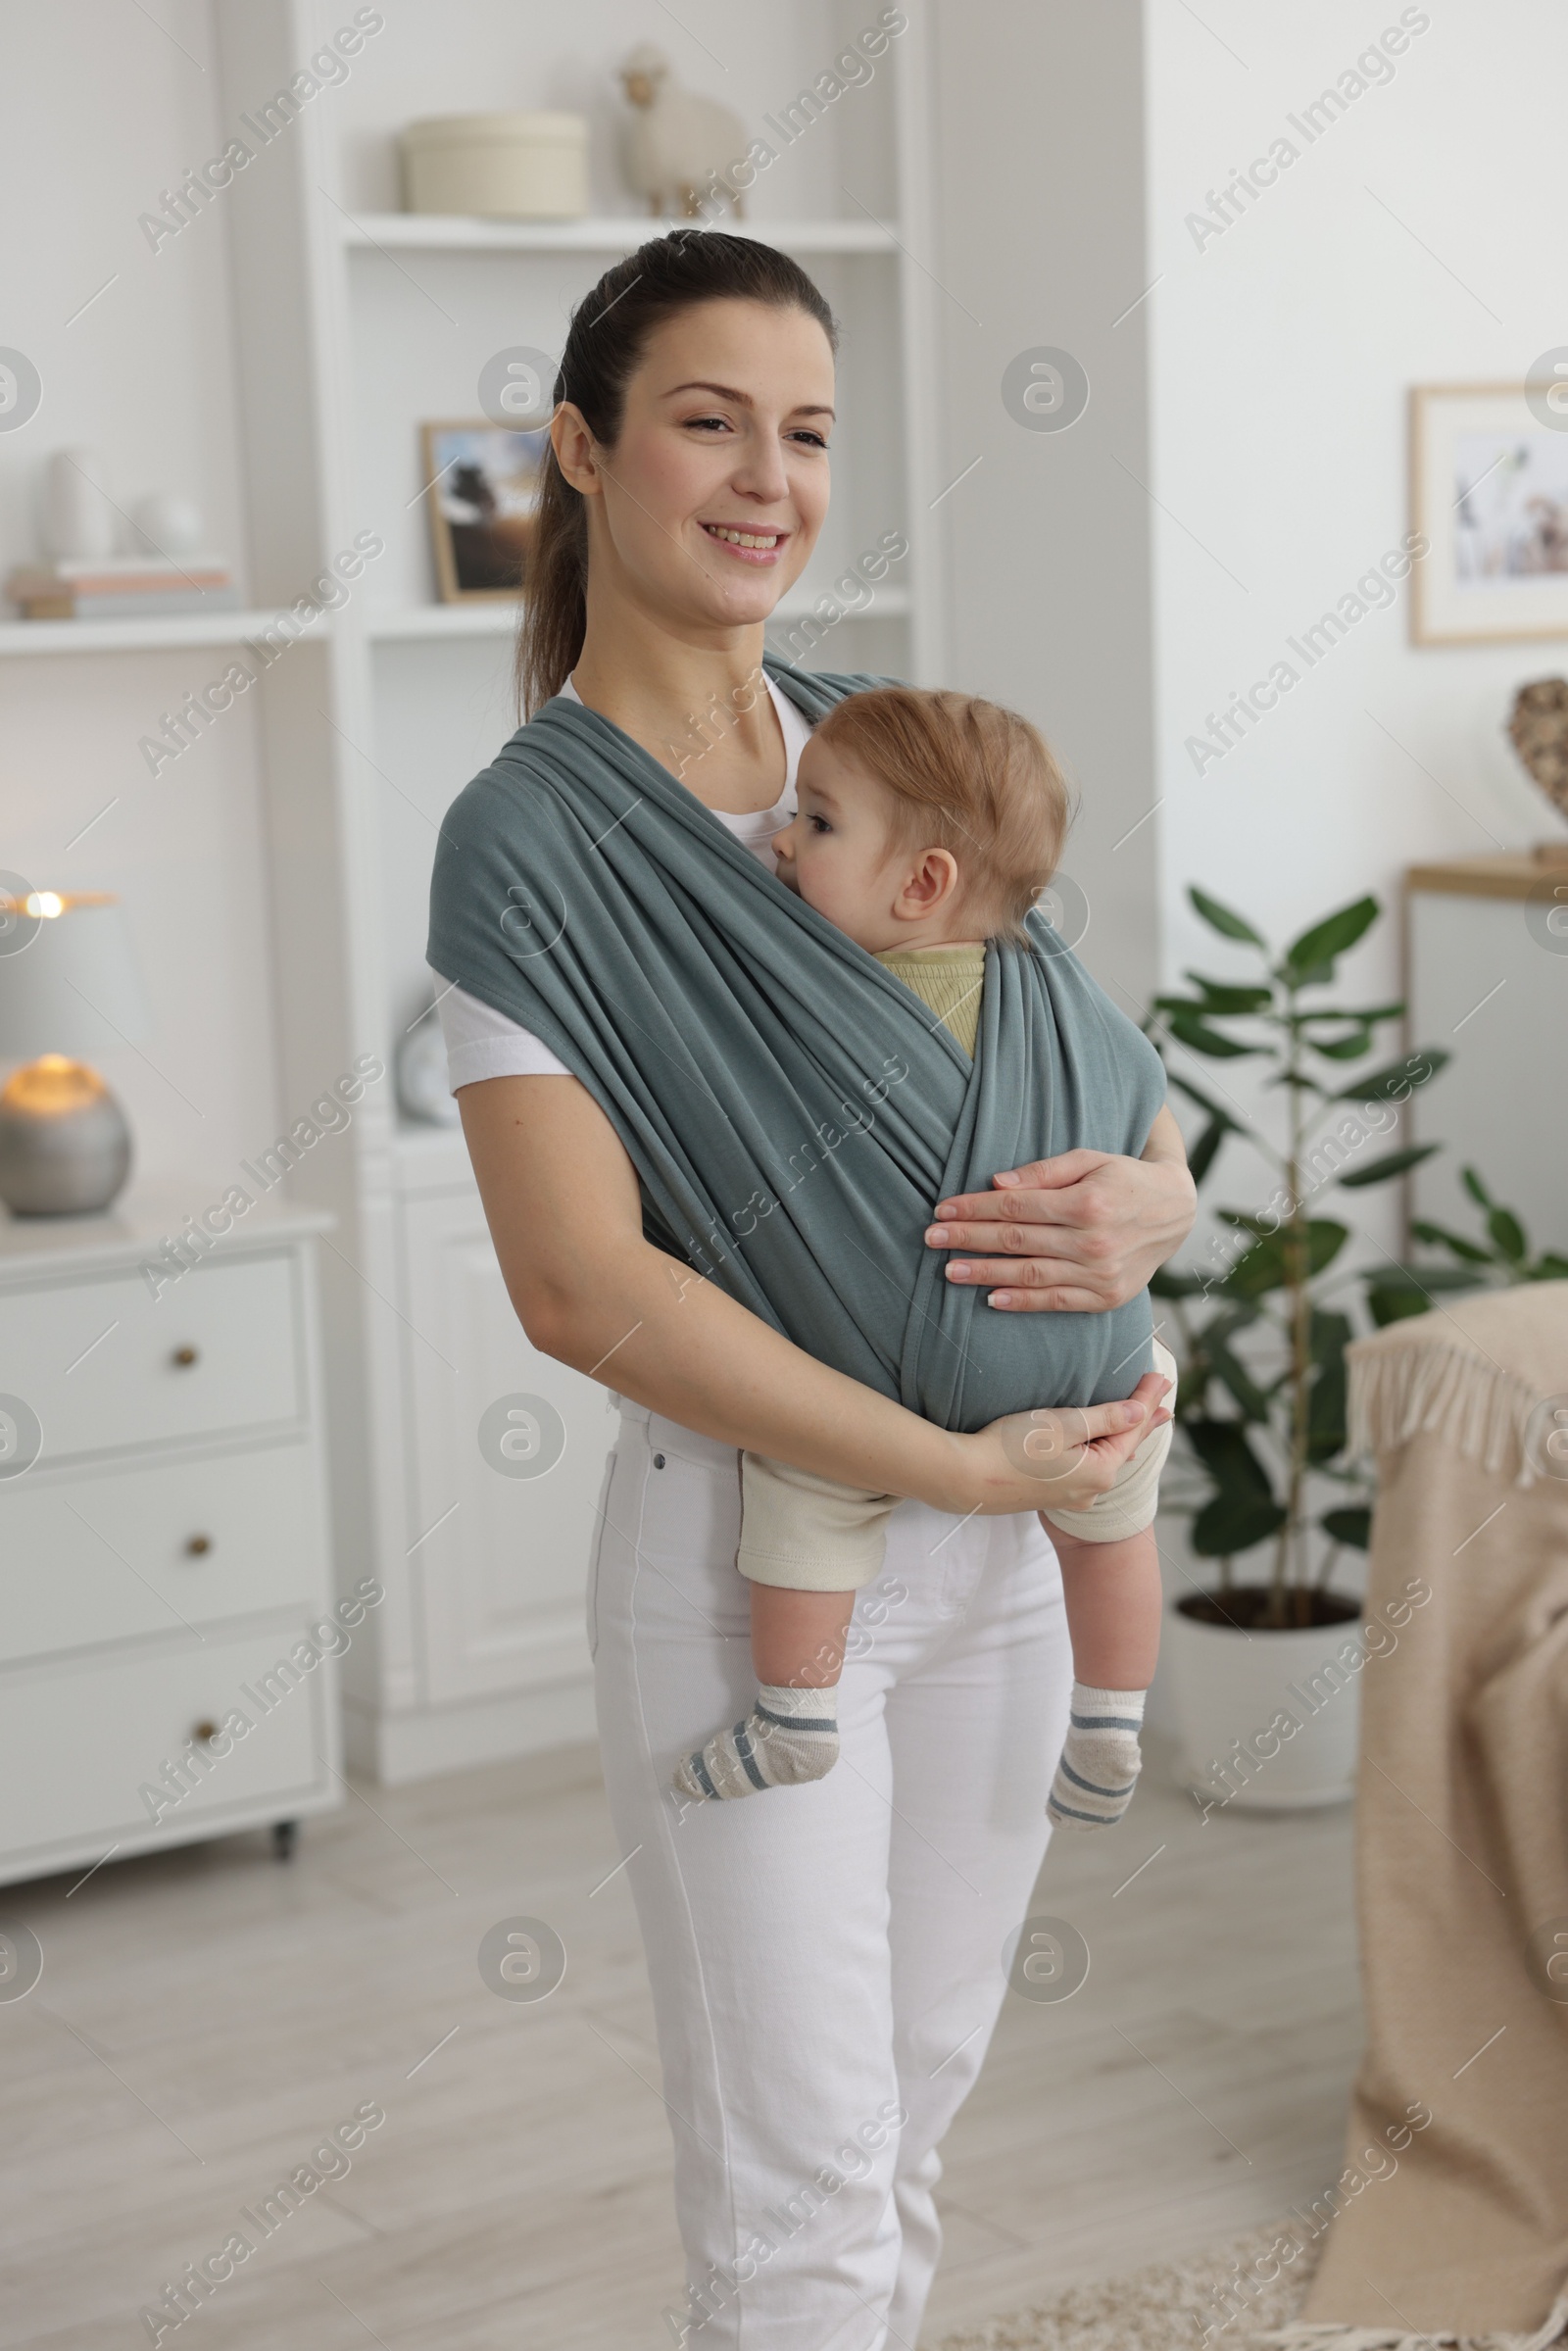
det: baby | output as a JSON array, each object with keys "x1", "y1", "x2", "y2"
[{"x1": 673, "y1": 686, "x2": 1174, "y2": 1831}]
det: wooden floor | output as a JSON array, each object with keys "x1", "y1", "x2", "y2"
[{"x1": 0, "y1": 1736, "x2": 1359, "y2": 2348}]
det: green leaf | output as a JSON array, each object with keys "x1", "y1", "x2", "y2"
[
  {"x1": 1164, "y1": 1010, "x2": 1265, "y2": 1059},
  {"x1": 1364, "y1": 1264, "x2": 1488, "y2": 1326},
  {"x1": 1184, "y1": 1416, "x2": 1276, "y2": 1494},
  {"x1": 1206, "y1": 1301, "x2": 1263, "y2": 1341},
  {"x1": 1310, "y1": 1308, "x2": 1353, "y2": 1369},
  {"x1": 1220, "y1": 1220, "x2": 1349, "y2": 1298},
  {"x1": 1295, "y1": 1002, "x2": 1405, "y2": 1025},
  {"x1": 1166, "y1": 1070, "x2": 1250, "y2": 1132},
  {"x1": 1189, "y1": 886, "x2": 1266, "y2": 947},
  {"x1": 1461, "y1": 1166, "x2": 1494, "y2": 1208},
  {"x1": 1183, "y1": 973, "x2": 1274, "y2": 1013},
  {"x1": 1533, "y1": 1253, "x2": 1568, "y2": 1280},
  {"x1": 1376, "y1": 1263, "x2": 1491, "y2": 1294},
  {"x1": 1306, "y1": 1312, "x2": 1352, "y2": 1451},
  {"x1": 1208, "y1": 1346, "x2": 1271, "y2": 1423},
  {"x1": 1320, "y1": 1506, "x2": 1372, "y2": 1550},
  {"x1": 1310, "y1": 1028, "x2": 1376, "y2": 1061},
  {"x1": 1366, "y1": 1284, "x2": 1435, "y2": 1328},
  {"x1": 1279, "y1": 896, "x2": 1380, "y2": 987},
  {"x1": 1186, "y1": 1118, "x2": 1229, "y2": 1187},
  {"x1": 1335, "y1": 1049, "x2": 1449, "y2": 1103},
  {"x1": 1150, "y1": 1266, "x2": 1208, "y2": 1297},
  {"x1": 1216, "y1": 1209, "x2": 1275, "y2": 1234},
  {"x1": 1410, "y1": 1218, "x2": 1492, "y2": 1264},
  {"x1": 1193, "y1": 1491, "x2": 1289, "y2": 1557},
  {"x1": 1337, "y1": 1143, "x2": 1441, "y2": 1190},
  {"x1": 1307, "y1": 1351, "x2": 1348, "y2": 1464},
  {"x1": 1488, "y1": 1206, "x2": 1528, "y2": 1264}
]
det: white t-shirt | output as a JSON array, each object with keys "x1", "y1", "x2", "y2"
[{"x1": 435, "y1": 671, "x2": 811, "y2": 1091}]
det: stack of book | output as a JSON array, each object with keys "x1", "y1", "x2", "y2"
[{"x1": 5, "y1": 558, "x2": 239, "y2": 620}]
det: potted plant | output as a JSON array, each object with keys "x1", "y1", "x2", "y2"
[
  {"x1": 1380, "y1": 1164, "x2": 1568, "y2": 1308},
  {"x1": 1149, "y1": 887, "x2": 1453, "y2": 1812}
]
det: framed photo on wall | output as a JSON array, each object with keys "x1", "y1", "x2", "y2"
[
  {"x1": 1410, "y1": 382, "x2": 1568, "y2": 644},
  {"x1": 420, "y1": 421, "x2": 551, "y2": 602}
]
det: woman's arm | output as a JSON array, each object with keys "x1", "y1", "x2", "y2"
[
  {"x1": 926, "y1": 1102, "x2": 1196, "y2": 1314},
  {"x1": 459, "y1": 1073, "x2": 1167, "y2": 1517}
]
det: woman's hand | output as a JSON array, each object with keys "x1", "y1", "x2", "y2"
[
  {"x1": 942, "y1": 1372, "x2": 1172, "y2": 1517},
  {"x1": 924, "y1": 1104, "x2": 1196, "y2": 1313}
]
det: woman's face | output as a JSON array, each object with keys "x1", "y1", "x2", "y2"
[{"x1": 567, "y1": 297, "x2": 835, "y2": 633}]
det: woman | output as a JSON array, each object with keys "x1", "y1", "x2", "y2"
[{"x1": 431, "y1": 232, "x2": 1194, "y2": 2347}]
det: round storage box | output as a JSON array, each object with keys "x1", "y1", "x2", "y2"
[{"x1": 401, "y1": 112, "x2": 588, "y2": 220}]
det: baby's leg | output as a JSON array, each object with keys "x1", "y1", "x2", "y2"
[
  {"x1": 673, "y1": 1449, "x2": 895, "y2": 1803},
  {"x1": 673, "y1": 1584, "x2": 856, "y2": 1801},
  {"x1": 1042, "y1": 1523, "x2": 1162, "y2": 1830}
]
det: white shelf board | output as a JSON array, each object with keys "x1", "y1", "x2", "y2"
[
  {"x1": 0, "y1": 610, "x2": 281, "y2": 658},
  {"x1": 369, "y1": 602, "x2": 521, "y2": 640},
  {"x1": 339, "y1": 212, "x2": 899, "y2": 256},
  {"x1": 0, "y1": 588, "x2": 912, "y2": 659},
  {"x1": 366, "y1": 589, "x2": 910, "y2": 642}
]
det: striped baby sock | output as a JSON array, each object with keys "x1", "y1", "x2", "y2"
[
  {"x1": 673, "y1": 1684, "x2": 840, "y2": 1802},
  {"x1": 1048, "y1": 1684, "x2": 1146, "y2": 1830}
]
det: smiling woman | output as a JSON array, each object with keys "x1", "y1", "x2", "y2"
[
  {"x1": 515, "y1": 232, "x2": 836, "y2": 756},
  {"x1": 426, "y1": 228, "x2": 1193, "y2": 2348}
]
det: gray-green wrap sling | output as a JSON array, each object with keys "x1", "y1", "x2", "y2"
[{"x1": 427, "y1": 660, "x2": 1165, "y2": 1436}]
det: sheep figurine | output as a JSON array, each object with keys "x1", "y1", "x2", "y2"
[{"x1": 617, "y1": 44, "x2": 749, "y2": 219}]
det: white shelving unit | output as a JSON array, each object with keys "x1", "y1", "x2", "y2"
[
  {"x1": 0, "y1": 611, "x2": 287, "y2": 658},
  {"x1": 0, "y1": 588, "x2": 911, "y2": 658},
  {"x1": 334, "y1": 213, "x2": 901, "y2": 254},
  {"x1": 50, "y1": 0, "x2": 941, "y2": 1784}
]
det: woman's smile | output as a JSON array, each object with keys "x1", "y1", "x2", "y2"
[{"x1": 700, "y1": 519, "x2": 789, "y2": 563}]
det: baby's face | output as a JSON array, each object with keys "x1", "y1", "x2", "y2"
[{"x1": 773, "y1": 737, "x2": 909, "y2": 951}]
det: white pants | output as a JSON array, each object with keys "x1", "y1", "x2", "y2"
[{"x1": 590, "y1": 1397, "x2": 1074, "y2": 2351}]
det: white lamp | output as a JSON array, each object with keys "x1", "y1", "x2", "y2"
[{"x1": 0, "y1": 890, "x2": 152, "y2": 1215}]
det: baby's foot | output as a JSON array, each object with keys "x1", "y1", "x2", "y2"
[
  {"x1": 673, "y1": 1684, "x2": 840, "y2": 1801},
  {"x1": 1048, "y1": 1684, "x2": 1146, "y2": 1830}
]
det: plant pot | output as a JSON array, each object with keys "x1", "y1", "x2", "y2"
[{"x1": 1164, "y1": 1586, "x2": 1364, "y2": 1814}]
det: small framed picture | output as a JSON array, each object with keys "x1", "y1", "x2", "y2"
[
  {"x1": 1411, "y1": 382, "x2": 1568, "y2": 644},
  {"x1": 419, "y1": 421, "x2": 551, "y2": 602}
]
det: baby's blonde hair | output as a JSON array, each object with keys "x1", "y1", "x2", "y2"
[{"x1": 810, "y1": 685, "x2": 1071, "y2": 945}]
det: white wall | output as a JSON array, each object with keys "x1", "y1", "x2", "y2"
[
  {"x1": 1145, "y1": 0, "x2": 1568, "y2": 1240},
  {"x1": 925, "y1": 0, "x2": 1161, "y2": 1015}
]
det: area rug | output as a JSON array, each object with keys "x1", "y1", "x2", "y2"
[
  {"x1": 931, "y1": 2217, "x2": 1568, "y2": 2351},
  {"x1": 932, "y1": 2220, "x2": 1319, "y2": 2351}
]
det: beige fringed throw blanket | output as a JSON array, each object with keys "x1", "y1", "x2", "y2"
[{"x1": 1276, "y1": 1283, "x2": 1568, "y2": 2350}]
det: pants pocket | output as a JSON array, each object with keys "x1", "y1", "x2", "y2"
[{"x1": 584, "y1": 1445, "x2": 620, "y2": 1663}]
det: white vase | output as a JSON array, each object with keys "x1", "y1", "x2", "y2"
[
  {"x1": 1164, "y1": 1589, "x2": 1364, "y2": 1813},
  {"x1": 131, "y1": 490, "x2": 204, "y2": 557},
  {"x1": 43, "y1": 446, "x2": 118, "y2": 562}
]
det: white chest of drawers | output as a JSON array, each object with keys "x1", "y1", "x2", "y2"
[{"x1": 0, "y1": 1191, "x2": 345, "y2": 1889}]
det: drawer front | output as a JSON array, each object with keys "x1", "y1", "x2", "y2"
[
  {"x1": 0, "y1": 1623, "x2": 330, "y2": 1861},
  {"x1": 0, "y1": 1445, "x2": 325, "y2": 1666},
  {"x1": 0, "y1": 1251, "x2": 301, "y2": 1463}
]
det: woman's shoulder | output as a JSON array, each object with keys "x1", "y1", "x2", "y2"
[{"x1": 438, "y1": 701, "x2": 590, "y2": 833}]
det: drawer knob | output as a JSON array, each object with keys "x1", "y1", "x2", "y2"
[
  {"x1": 172, "y1": 1346, "x2": 199, "y2": 1368},
  {"x1": 192, "y1": 1719, "x2": 219, "y2": 1744},
  {"x1": 184, "y1": 1534, "x2": 212, "y2": 1557}
]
